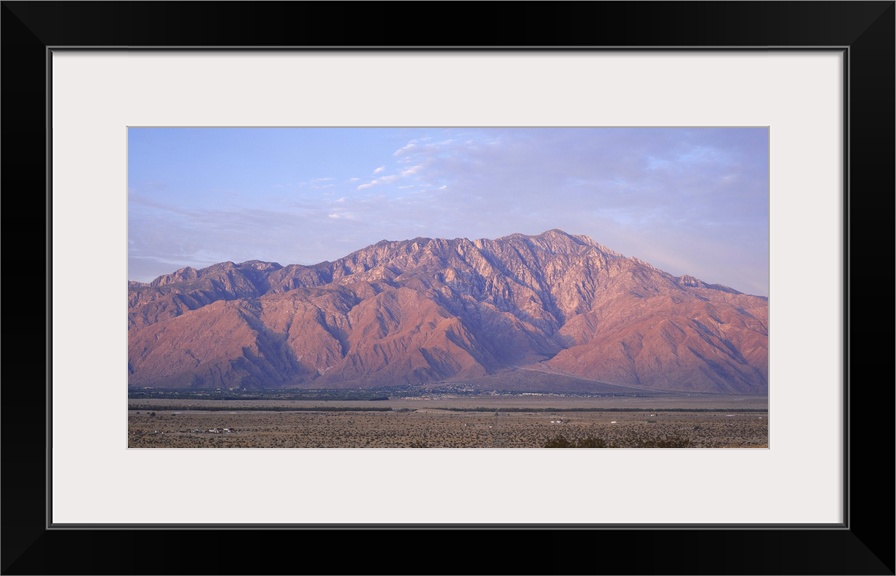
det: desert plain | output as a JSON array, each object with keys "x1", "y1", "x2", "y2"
[{"x1": 128, "y1": 395, "x2": 768, "y2": 448}]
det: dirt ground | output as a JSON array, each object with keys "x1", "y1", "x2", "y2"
[{"x1": 128, "y1": 398, "x2": 768, "y2": 448}]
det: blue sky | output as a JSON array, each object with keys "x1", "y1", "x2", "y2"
[{"x1": 128, "y1": 127, "x2": 769, "y2": 296}]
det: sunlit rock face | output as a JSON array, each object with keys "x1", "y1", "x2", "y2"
[{"x1": 128, "y1": 230, "x2": 768, "y2": 394}]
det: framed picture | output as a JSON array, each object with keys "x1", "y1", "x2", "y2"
[
  {"x1": 125, "y1": 124, "x2": 772, "y2": 450},
  {"x1": 4, "y1": 2, "x2": 892, "y2": 574}
]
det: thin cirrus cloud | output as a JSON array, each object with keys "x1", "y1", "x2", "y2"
[
  {"x1": 393, "y1": 141, "x2": 417, "y2": 156},
  {"x1": 128, "y1": 127, "x2": 768, "y2": 296},
  {"x1": 357, "y1": 174, "x2": 400, "y2": 191}
]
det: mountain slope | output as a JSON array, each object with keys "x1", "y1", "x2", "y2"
[{"x1": 128, "y1": 230, "x2": 768, "y2": 393}]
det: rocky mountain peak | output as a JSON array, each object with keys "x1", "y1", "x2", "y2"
[
  {"x1": 150, "y1": 266, "x2": 199, "y2": 287},
  {"x1": 678, "y1": 274, "x2": 704, "y2": 288}
]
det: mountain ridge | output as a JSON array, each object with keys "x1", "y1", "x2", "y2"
[{"x1": 128, "y1": 230, "x2": 768, "y2": 394}]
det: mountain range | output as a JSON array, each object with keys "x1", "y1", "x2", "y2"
[{"x1": 128, "y1": 229, "x2": 768, "y2": 394}]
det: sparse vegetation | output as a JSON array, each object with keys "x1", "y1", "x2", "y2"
[
  {"x1": 128, "y1": 398, "x2": 767, "y2": 448},
  {"x1": 544, "y1": 433, "x2": 689, "y2": 448}
]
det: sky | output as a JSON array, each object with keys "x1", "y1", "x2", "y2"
[{"x1": 128, "y1": 127, "x2": 769, "y2": 296}]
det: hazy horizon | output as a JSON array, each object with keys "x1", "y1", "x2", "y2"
[{"x1": 128, "y1": 127, "x2": 769, "y2": 296}]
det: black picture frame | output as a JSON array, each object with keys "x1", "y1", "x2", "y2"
[{"x1": 3, "y1": 2, "x2": 893, "y2": 574}]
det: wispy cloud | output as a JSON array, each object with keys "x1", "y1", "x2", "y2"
[
  {"x1": 400, "y1": 164, "x2": 424, "y2": 177},
  {"x1": 357, "y1": 174, "x2": 400, "y2": 191},
  {"x1": 394, "y1": 141, "x2": 417, "y2": 156}
]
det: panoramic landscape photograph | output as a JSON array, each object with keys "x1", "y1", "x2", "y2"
[{"x1": 128, "y1": 127, "x2": 769, "y2": 448}]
